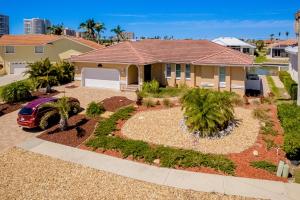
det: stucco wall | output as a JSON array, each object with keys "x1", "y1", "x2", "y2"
[{"x1": 0, "y1": 38, "x2": 94, "y2": 74}]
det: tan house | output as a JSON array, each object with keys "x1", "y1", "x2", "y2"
[
  {"x1": 71, "y1": 39, "x2": 253, "y2": 95},
  {"x1": 0, "y1": 34, "x2": 103, "y2": 75}
]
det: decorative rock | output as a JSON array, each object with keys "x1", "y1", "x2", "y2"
[
  {"x1": 253, "y1": 150, "x2": 259, "y2": 156},
  {"x1": 153, "y1": 159, "x2": 160, "y2": 165},
  {"x1": 138, "y1": 116, "x2": 145, "y2": 120}
]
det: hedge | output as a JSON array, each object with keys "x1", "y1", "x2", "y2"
[
  {"x1": 86, "y1": 106, "x2": 236, "y2": 175},
  {"x1": 278, "y1": 71, "x2": 298, "y2": 100},
  {"x1": 277, "y1": 103, "x2": 300, "y2": 160}
]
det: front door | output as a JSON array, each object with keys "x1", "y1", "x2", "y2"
[{"x1": 144, "y1": 65, "x2": 152, "y2": 82}]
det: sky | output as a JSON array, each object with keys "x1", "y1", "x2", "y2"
[{"x1": 1, "y1": 0, "x2": 299, "y2": 39}]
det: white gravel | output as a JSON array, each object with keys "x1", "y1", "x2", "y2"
[
  {"x1": 0, "y1": 148, "x2": 254, "y2": 200},
  {"x1": 122, "y1": 107, "x2": 260, "y2": 154}
]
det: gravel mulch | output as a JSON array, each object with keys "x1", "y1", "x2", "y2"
[
  {"x1": 38, "y1": 114, "x2": 97, "y2": 147},
  {"x1": 101, "y1": 96, "x2": 135, "y2": 112},
  {"x1": 122, "y1": 107, "x2": 260, "y2": 154},
  {"x1": 0, "y1": 148, "x2": 254, "y2": 200}
]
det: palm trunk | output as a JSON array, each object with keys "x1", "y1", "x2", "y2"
[{"x1": 59, "y1": 117, "x2": 68, "y2": 131}]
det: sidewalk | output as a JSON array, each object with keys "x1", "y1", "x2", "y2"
[{"x1": 18, "y1": 138, "x2": 300, "y2": 200}]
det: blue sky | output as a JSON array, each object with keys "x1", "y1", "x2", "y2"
[{"x1": 1, "y1": 0, "x2": 299, "y2": 39}]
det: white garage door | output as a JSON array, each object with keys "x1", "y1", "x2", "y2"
[
  {"x1": 82, "y1": 68, "x2": 120, "y2": 90},
  {"x1": 10, "y1": 63, "x2": 28, "y2": 75}
]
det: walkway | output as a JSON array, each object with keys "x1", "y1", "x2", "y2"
[
  {"x1": 0, "y1": 74, "x2": 27, "y2": 86},
  {"x1": 18, "y1": 138, "x2": 300, "y2": 200}
]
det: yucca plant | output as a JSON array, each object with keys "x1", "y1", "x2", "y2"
[
  {"x1": 181, "y1": 89, "x2": 234, "y2": 137},
  {"x1": 40, "y1": 97, "x2": 71, "y2": 131}
]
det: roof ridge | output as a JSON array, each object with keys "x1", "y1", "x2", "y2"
[{"x1": 127, "y1": 42, "x2": 147, "y2": 64}]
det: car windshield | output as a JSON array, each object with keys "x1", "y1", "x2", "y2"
[{"x1": 19, "y1": 107, "x2": 33, "y2": 115}]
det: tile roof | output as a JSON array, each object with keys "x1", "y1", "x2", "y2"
[
  {"x1": 71, "y1": 39, "x2": 253, "y2": 66},
  {"x1": 0, "y1": 34, "x2": 103, "y2": 49},
  {"x1": 267, "y1": 39, "x2": 298, "y2": 48}
]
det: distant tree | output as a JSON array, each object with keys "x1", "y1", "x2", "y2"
[
  {"x1": 255, "y1": 40, "x2": 265, "y2": 52},
  {"x1": 79, "y1": 19, "x2": 97, "y2": 40},
  {"x1": 111, "y1": 25, "x2": 125, "y2": 42},
  {"x1": 94, "y1": 22, "x2": 106, "y2": 44},
  {"x1": 47, "y1": 24, "x2": 64, "y2": 35},
  {"x1": 270, "y1": 34, "x2": 275, "y2": 41},
  {"x1": 278, "y1": 32, "x2": 281, "y2": 39},
  {"x1": 285, "y1": 31, "x2": 289, "y2": 39}
]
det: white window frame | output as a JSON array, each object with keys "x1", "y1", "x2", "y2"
[
  {"x1": 165, "y1": 64, "x2": 172, "y2": 78},
  {"x1": 176, "y1": 64, "x2": 181, "y2": 79},
  {"x1": 219, "y1": 66, "x2": 226, "y2": 88},
  {"x1": 34, "y1": 46, "x2": 44, "y2": 54},
  {"x1": 185, "y1": 64, "x2": 191, "y2": 80},
  {"x1": 5, "y1": 46, "x2": 15, "y2": 54}
]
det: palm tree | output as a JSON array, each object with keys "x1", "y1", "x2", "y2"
[
  {"x1": 47, "y1": 24, "x2": 64, "y2": 35},
  {"x1": 278, "y1": 32, "x2": 281, "y2": 39},
  {"x1": 94, "y1": 22, "x2": 106, "y2": 43},
  {"x1": 181, "y1": 89, "x2": 234, "y2": 137},
  {"x1": 56, "y1": 61, "x2": 75, "y2": 84},
  {"x1": 270, "y1": 34, "x2": 275, "y2": 41},
  {"x1": 25, "y1": 58, "x2": 58, "y2": 93},
  {"x1": 41, "y1": 97, "x2": 71, "y2": 131},
  {"x1": 285, "y1": 31, "x2": 289, "y2": 39},
  {"x1": 79, "y1": 19, "x2": 96, "y2": 40},
  {"x1": 111, "y1": 25, "x2": 125, "y2": 42}
]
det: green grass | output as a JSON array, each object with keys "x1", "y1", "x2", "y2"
[
  {"x1": 250, "y1": 161, "x2": 277, "y2": 173},
  {"x1": 140, "y1": 87, "x2": 188, "y2": 98},
  {"x1": 266, "y1": 76, "x2": 280, "y2": 97},
  {"x1": 255, "y1": 56, "x2": 268, "y2": 63},
  {"x1": 86, "y1": 106, "x2": 236, "y2": 175}
]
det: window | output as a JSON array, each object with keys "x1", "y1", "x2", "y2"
[
  {"x1": 243, "y1": 48, "x2": 250, "y2": 54},
  {"x1": 35, "y1": 46, "x2": 44, "y2": 53},
  {"x1": 219, "y1": 67, "x2": 226, "y2": 87},
  {"x1": 166, "y1": 64, "x2": 171, "y2": 78},
  {"x1": 176, "y1": 64, "x2": 181, "y2": 78},
  {"x1": 5, "y1": 46, "x2": 15, "y2": 53},
  {"x1": 185, "y1": 64, "x2": 191, "y2": 79}
]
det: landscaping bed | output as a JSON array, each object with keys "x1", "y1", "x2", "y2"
[
  {"x1": 38, "y1": 114, "x2": 97, "y2": 147},
  {"x1": 101, "y1": 96, "x2": 134, "y2": 112}
]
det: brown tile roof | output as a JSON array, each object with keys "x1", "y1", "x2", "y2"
[
  {"x1": 0, "y1": 34, "x2": 103, "y2": 49},
  {"x1": 267, "y1": 39, "x2": 298, "y2": 48},
  {"x1": 71, "y1": 39, "x2": 253, "y2": 66}
]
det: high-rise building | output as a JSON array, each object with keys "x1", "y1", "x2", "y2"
[
  {"x1": 63, "y1": 28, "x2": 76, "y2": 36},
  {"x1": 24, "y1": 18, "x2": 51, "y2": 34},
  {"x1": 0, "y1": 14, "x2": 9, "y2": 36},
  {"x1": 122, "y1": 32, "x2": 135, "y2": 40}
]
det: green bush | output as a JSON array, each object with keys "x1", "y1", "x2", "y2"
[
  {"x1": 278, "y1": 103, "x2": 300, "y2": 159},
  {"x1": 162, "y1": 98, "x2": 172, "y2": 107},
  {"x1": 142, "y1": 98, "x2": 155, "y2": 107},
  {"x1": 261, "y1": 121, "x2": 278, "y2": 136},
  {"x1": 278, "y1": 71, "x2": 298, "y2": 100},
  {"x1": 252, "y1": 107, "x2": 268, "y2": 121},
  {"x1": 0, "y1": 81, "x2": 32, "y2": 103},
  {"x1": 250, "y1": 161, "x2": 277, "y2": 173},
  {"x1": 86, "y1": 105, "x2": 236, "y2": 175},
  {"x1": 86, "y1": 101, "x2": 105, "y2": 118},
  {"x1": 142, "y1": 80, "x2": 159, "y2": 93},
  {"x1": 181, "y1": 89, "x2": 234, "y2": 137}
]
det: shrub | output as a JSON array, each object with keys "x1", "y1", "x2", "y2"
[
  {"x1": 252, "y1": 107, "x2": 268, "y2": 121},
  {"x1": 86, "y1": 101, "x2": 105, "y2": 118},
  {"x1": 278, "y1": 103, "x2": 300, "y2": 160},
  {"x1": 142, "y1": 80, "x2": 159, "y2": 93},
  {"x1": 250, "y1": 161, "x2": 277, "y2": 173},
  {"x1": 142, "y1": 98, "x2": 155, "y2": 107},
  {"x1": 263, "y1": 137, "x2": 277, "y2": 150},
  {"x1": 261, "y1": 121, "x2": 278, "y2": 136},
  {"x1": 181, "y1": 89, "x2": 234, "y2": 137},
  {"x1": 162, "y1": 98, "x2": 172, "y2": 107},
  {"x1": 86, "y1": 106, "x2": 236, "y2": 175},
  {"x1": 56, "y1": 61, "x2": 75, "y2": 84},
  {"x1": 0, "y1": 81, "x2": 32, "y2": 103},
  {"x1": 278, "y1": 71, "x2": 298, "y2": 100}
]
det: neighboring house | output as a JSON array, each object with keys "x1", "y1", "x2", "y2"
[
  {"x1": 212, "y1": 37, "x2": 256, "y2": 55},
  {"x1": 286, "y1": 46, "x2": 298, "y2": 83},
  {"x1": 0, "y1": 14, "x2": 9, "y2": 36},
  {"x1": 267, "y1": 39, "x2": 298, "y2": 58},
  {"x1": 0, "y1": 34, "x2": 103, "y2": 74},
  {"x1": 24, "y1": 18, "x2": 51, "y2": 34},
  {"x1": 70, "y1": 39, "x2": 253, "y2": 95}
]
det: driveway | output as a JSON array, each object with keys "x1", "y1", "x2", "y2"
[
  {"x1": 0, "y1": 82, "x2": 137, "y2": 152},
  {"x1": 0, "y1": 74, "x2": 27, "y2": 86}
]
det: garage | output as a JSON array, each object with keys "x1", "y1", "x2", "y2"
[
  {"x1": 81, "y1": 68, "x2": 120, "y2": 90},
  {"x1": 10, "y1": 62, "x2": 28, "y2": 75}
]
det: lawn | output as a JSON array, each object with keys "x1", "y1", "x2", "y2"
[{"x1": 266, "y1": 76, "x2": 287, "y2": 99}]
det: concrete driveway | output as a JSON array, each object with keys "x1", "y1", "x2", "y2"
[
  {"x1": 0, "y1": 74, "x2": 27, "y2": 86},
  {"x1": 0, "y1": 81, "x2": 137, "y2": 152}
]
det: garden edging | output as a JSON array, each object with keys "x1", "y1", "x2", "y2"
[{"x1": 18, "y1": 137, "x2": 300, "y2": 200}]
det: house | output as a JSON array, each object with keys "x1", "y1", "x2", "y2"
[
  {"x1": 267, "y1": 39, "x2": 298, "y2": 58},
  {"x1": 70, "y1": 39, "x2": 253, "y2": 95},
  {"x1": 285, "y1": 46, "x2": 298, "y2": 83},
  {"x1": 212, "y1": 37, "x2": 256, "y2": 55},
  {"x1": 0, "y1": 34, "x2": 103, "y2": 74}
]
